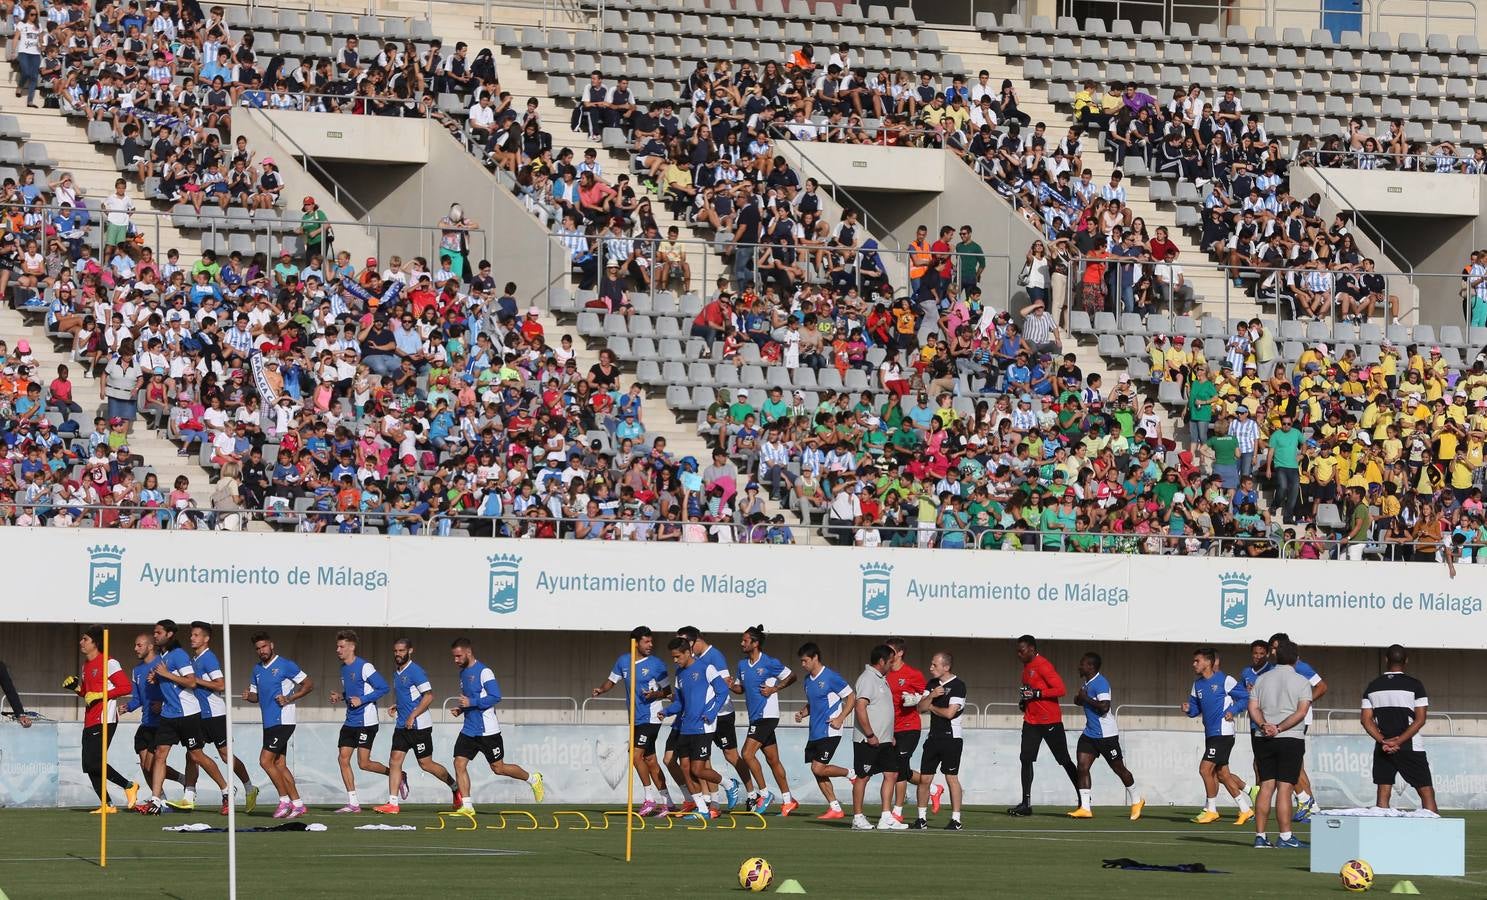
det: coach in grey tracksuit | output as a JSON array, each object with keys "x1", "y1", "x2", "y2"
[{"x1": 1248, "y1": 640, "x2": 1314, "y2": 847}]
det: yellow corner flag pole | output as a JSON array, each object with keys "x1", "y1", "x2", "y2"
[
  {"x1": 100, "y1": 627, "x2": 109, "y2": 868},
  {"x1": 626, "y1": 637, "x2": 637, "y2": 863}
]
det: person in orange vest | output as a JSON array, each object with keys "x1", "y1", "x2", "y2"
[{"x1": 908, "y1": 225, "x2": 932, "y2": 302}]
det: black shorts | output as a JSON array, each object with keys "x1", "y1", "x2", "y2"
[
  {"x1": 920, "y1": 736, "x2": 964, "y2": 776},
  {"x1": 155, "y1": 714, "x2": 203, "y2": 751},
  {"x1": 676, "y1": 732, "x2": 711, "y2": 761},
  {"x1": 1077, "y1": 734, "x2": 1125, "y2": 765},
  {"x1": 745, "y1": 718, "x2": 779, "y2": 749},
  {"x1": 805, "y1": 736, "x2": 841, "y2": 766},
  {"x1": 853, "y1": 740, "x2": 898, "y2": 779},
  {"x1": 711, "y1": 713, "x2": 737, "y2": 751},
  {"x1": 262, "y1": 724, "x2": 295, "y2": 756},
  {"x1": 1373, "y1": 746, "x2": 1432, "y2": 789},
  {"x1": 894, "y1": 729, "x2": 921, "y2": 780},
  {"x1": 664, "y1": 725, "x2": 681, "y2": 754},
  {"x1": 633, "y1": 723, "x2": 662, "y2": 755},
  {"x1": 453, "y1": 732, "x2": 505, "y2": 763},
  {"x1": 338, "y1": 724, "x2": 379, "y2": 750},
  {"x1": 134, "y1": 726, "x2": 158, "y2": 754},
  {"x1": 201, "y1": 715, "x2": 228, "y2": 749},
  {"x1": 392, "y1": 727, "x2": 434, "y2": 760},
  {"x1": 1203, "y1": 735, "x2": 1236, "y2": 768},
  {"x1": 1254, "y1": 736, "x2": 1305, "y2": 785}
]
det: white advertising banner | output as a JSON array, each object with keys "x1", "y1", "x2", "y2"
[{"x1": 7, "y1": 530, "x2": 1487, "y2": 648}]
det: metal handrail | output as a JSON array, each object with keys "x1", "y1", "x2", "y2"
[
  {"x1": 1, "y1": 501, "x2": 1474, "y2": 561},
  {"x1": 768, "y1": 130, "x2": 903, "y2": 256},
  {"x1": 2, "y1": 200, "x2": 489, "y2": 290},
  {"x1": 242, "y1": 106, "x2": 373, "y2": 223},
  {"x1": 1298, "y1": 148, "x2": 1485, "y2": 174}
]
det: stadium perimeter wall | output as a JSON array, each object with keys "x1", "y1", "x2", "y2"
[{"x1": 5, "y1": 720, "x2": 1480, "y2": 809}]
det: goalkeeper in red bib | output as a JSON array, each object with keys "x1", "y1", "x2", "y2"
[
  {"x1": 67, "y1": 626, "x2": 139, "y2": 813},
  {"x1": 1008, "y1": 634, "x2": 1079, "y2": 816}
]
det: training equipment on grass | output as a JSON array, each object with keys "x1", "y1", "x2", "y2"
[
  {"x1": 1340, "y1": 859, "x2": 1375, "y2": 892},
  {"x1": 1389, "y1": 881, "x2": 1420, "y2": 894},
  {"x1": 737, "y1": 857, "x2": 773, "y2": 892},
  {"x1": 773, "y1": 879, "x2": 806, "y2": 894}
]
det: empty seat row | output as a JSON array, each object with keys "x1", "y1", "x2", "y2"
[
  {"x1": 222, "y1": 8, "x2": 434, "y2": 42},
  {"x1": 979, "y1": 14, "x2": 1481, "y2": 56}
]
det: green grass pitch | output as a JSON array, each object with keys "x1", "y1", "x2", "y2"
[{"x1": 0, "y1": 806, "x2": 1482, "y2": 898}]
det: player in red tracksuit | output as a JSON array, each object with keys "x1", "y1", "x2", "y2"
[
  {"x1": 885, "y1": 638, "x2": 929, "y2": 822},
  {"x1": 69, "y1": 625, "x2": 139, "y2": 813},
  {"x1": 1008, "y1": 634, "x2": 1079, "y2": 816}
]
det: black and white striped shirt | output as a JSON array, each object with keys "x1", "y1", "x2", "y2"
[{"x1": 1362, "y1": 671, "x2": 1429, "y2": 751}]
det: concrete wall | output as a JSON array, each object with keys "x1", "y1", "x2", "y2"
[
  {"x1": 325, "y1": 122, "x2": 563, "y2": 307},
  {"x1": 233, "y1": 108, "x2": 376, "y2": 265},
  {"x1": 259, "y1": 110, "x2": 430, "y2": 164},
  {"x1": 1296, "y1": 169, "x2": 1480, "y2": 217},
  {"x1": 7, "y1": 623, "x2": 1487, "y2": 734},
  {"x1": 775, "y1": 142, "x2": 946, "y2": 194}
]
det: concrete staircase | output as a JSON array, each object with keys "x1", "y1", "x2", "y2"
[
  {"x1": 932, "y1": 27, "x2": 1264, "y2": 329},
  {"x1": 0, "y1": 68, "x2": 220, "y2": 502}
]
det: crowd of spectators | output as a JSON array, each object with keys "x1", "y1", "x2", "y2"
[{"x1": 0, "y1": 9, "x2": 1480, "y2": 565}]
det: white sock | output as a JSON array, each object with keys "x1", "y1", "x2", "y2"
[
  {"x1": 1205, "y1": 796, "x2": 1218, "y2": 813},
  {"x1": 1296, "y1": 790, "x2": 1312, "y2": 804},
  {"x1": 782, "y1": 791, "x2": 793, "y2": 803},
  {"x1": 748, "y1": 790, "x2": 759, "y2": 800},
  {"x1": 1236, "y1": 792, "x2": 1252, "y2": 812},
  {"x1": 1280, "y1": 830, "x2": 1293, "y2": 841},
  {"x1": 892, "y1": 805, "x2": 903, "y2": 816},
  {"x1": 388, "y1": 794, "x2": 399, "y2": 806},
  {"x1": 917, "y1": 806, "x2": 927, "y2": 819},
  {"x1": 1126, "y1": 784, "x2": 1138, "y2": 804},
  {"x1": 460, "y1": 798, "x2": 474, "y2": 811},
  {"x1": 643, "y1": 785, "x2": 657, "y2": 802},
  {"x1": 829, "y1": 799, "x2": 842, "y2": 811},
  {"x1": 293, "y1": 799, "x2": 306, "y2": 808},
  {"x1": 878, "y1": 810, "x2": 894, "y2": 821},
  {"x1": 243, "y1": 782, "x2": 256, "y2": 794},
  {"x1": 526, "y1": 773, "x2": 538, "y2": 785},
  {"x1": 693, "y1": 792, "x2": 708, "y2": 809},
  {"x1": 1079, "y1": 788, "x2": 1092, "y2": 810},
  {"x1": 184, "y1": 788, "x2": 196, "y2": 803},
  {"x1": 278, "y1": 795, "x2": 291, "y2": 804},
  {"x1": 347, "y1": 791, "x2": 358, "y2": 806},
  {"x1": 951, "y1": 810, "x2": 961, "y2": 822}
]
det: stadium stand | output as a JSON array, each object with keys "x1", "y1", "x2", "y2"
[{"x1": 0, "y1": 2, "x2": 1484, "y2": 564}]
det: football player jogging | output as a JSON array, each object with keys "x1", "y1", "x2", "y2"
[
  {"x1": 179, "y1": 621, "x2": 258, "y2": 814},
  {"x1": 591, "y1": 626, "x2": 675, "y2": 816},
  {"x1": 1184, "y1": 647, "x2": 1253, "y2": 825},
  {"x1": 1008, "y1": 635, "x2": 1079, "y2": 816},
  {"x1": 733, "y1": 625, "x2": 797, "y2": 815},
  {"x1": 1266, "y1": 632, "x2": 1325, "y2": 821},
  {"x1": 241, "y1": 631, "x2": 312, "y2": 819},
  {"x1": 1069, "y1": 652, "x2": 1143, "y2": 820},
  {"x1": 660, "y1": 637, "x2": 731, "y2": 819},
  {"x1": 67, "y1": 625, "x2": 137, "y2": 813},
  {"x1": 884, "y1": 637, "x2": 935, "y2": 824},
  {"x1": 449, "y1": 638, "x2": 545, "y2": 818},
  {"x1": 793, "y1": 642, "x2": 854, "y2": 820},
  {"x1": 328, "y1": 630, "x2": 391, "y2": 813},
  {"x1": 909, "y1": 651, "x2": 967, "y2": 830},
  {"x1": 146, "y1": 619, "x2": 228, "y2": 815},
  {"x1": 123, "y1": 633, "x2": 184, "y2": 808},
  {"x1": 1361, "y1": 644, "x2": 1437, "y2": 813},
  {"x1": 851, "y1": 644, "x2": 905, "y2": 831},
  {"x1": 677, "y1": 626, "x2": 747, "y2": 809},
  {"x1": 374, "y1": 638, "x2": 460, "y2": 815}
]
